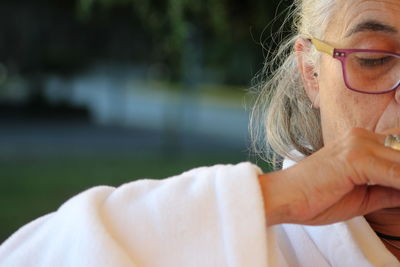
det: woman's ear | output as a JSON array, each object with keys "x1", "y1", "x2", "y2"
[{"x1": 295, "y1": 38, "x2": 320, "y2": 108}]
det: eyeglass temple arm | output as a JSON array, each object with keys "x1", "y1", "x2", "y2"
[{"x1": 309, "y1": 38, "x2": 335, "y2": 56}]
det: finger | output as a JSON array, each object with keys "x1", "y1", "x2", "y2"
[
  {"x1": 349, "y1": 130, "x2": 400, "y2": 164},
  {"x1": 343, "y1": 128, "x2": 388, "y2": 144},
  {"x1": 361, "y1": 186, "x2": 400, "y2": 214},
  {"x1": 373, "y1": 128, "x2": 400, "y2": 150},
  {"x1": 377, "y1": 128, "x2": 400, "y2": 137},
  {"x1": 354, "y1": 156, "x2": 400, "y2": 189},
  {"x1": 304, "y1": 186, "x2": 400, "y2": 225},
  {"x1": 367, "y1": 141, "x2": 400, "y2": 165},
  {"x1": 345, "y1": 127, "x2": 400, "y2": 145}
]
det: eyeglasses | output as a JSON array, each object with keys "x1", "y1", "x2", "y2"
[{"x1": 309, "y1": 38, "x2": 400, "y2": 94}]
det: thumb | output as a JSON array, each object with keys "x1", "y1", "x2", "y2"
[{"x1": 362, "y1": 186, "x2": 400, "y2": 214}]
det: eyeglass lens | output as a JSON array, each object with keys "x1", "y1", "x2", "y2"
[{"x1": 345, "y1": 51, "x2": 400, "y2": 93}]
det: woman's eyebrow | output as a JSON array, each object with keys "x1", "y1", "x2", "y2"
[{"x1": 345, "y1": 19, "x2": 397, "y2": 37}]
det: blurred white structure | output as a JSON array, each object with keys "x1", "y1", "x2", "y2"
[{"x1": 44, "y1": 65, "x2": 249, "y2": 143}]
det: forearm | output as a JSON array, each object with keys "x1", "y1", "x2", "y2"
[{"x1": 258, "y1": 170, "x2": 293, "y2": 226}]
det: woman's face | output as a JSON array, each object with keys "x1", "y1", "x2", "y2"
[{"x1": 318, "y1": 0, "x2": 400, "y2": 144}]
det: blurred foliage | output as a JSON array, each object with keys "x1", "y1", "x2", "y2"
[
  {"x1": 0, "y1": 0, "x2": 293, "y2": 93},
  {"x1": 77, "y1": 0, "x2": 293, "y2": 83},
  {"x1": 79, "y1": 0, "x2": 228, "y2": 46}
]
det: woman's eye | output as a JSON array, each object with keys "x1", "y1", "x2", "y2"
[{"x1": 356, "y1": 56, "x2": 393, "y2": 67}]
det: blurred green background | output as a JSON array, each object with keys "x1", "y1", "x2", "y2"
[{"x1": 0, "y1": 0, "x2": 292, "y2": 242}]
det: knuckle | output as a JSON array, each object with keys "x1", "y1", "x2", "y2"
[
  {"x1": 339, "y1": 129, "x2": 373, "y2": 164},
  {"x1": 341, "y1": 144, "x2": 370, "y2": 164},
  {"x1": 387, "y1": 163, "x2": 400, "y2": 180},
  {"x1": 347, "y1": 127, "x2": 367, "y2": 138}
]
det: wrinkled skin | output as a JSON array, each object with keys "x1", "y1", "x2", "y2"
[{"x1": 260, "y1": 0, "x2": 400, "y2": 259}]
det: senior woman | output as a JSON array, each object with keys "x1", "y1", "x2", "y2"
[{"x1": 2, "y1": 0, "x2": 400, "y2": 266}]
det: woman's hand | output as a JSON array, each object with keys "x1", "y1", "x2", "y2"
[{"x1": 259, "y1": 127, "x2": 400, "y2": 226}]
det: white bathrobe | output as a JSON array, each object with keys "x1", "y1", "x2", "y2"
[{"x1": 0, "y1": 162, "x2": 399, "y2": 266}]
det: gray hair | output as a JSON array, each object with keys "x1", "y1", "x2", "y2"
[{"x1": 250, "y1": 0, "x2": 336, "y2": 168}]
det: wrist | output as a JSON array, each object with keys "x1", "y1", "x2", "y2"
[{"x1": 258, "y1": 170, "x2": 291, "y2": 226}]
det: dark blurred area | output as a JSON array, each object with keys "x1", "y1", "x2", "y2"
[{"x1": 0, "y1": 0, "x2": 292, "y2": 242}]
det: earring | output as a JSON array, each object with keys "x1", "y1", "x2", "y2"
[{"x1": 313, "y1": 73, "x2": 318, "y2": 77}]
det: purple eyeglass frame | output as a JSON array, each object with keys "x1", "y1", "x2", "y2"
[{"x1": 309, "y1": 38, "x2": 400, "y2": 94}]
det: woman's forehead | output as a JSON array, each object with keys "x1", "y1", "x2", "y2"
[{"x1": 330, "y1": 0, "x2": 400, "y2": 39}]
